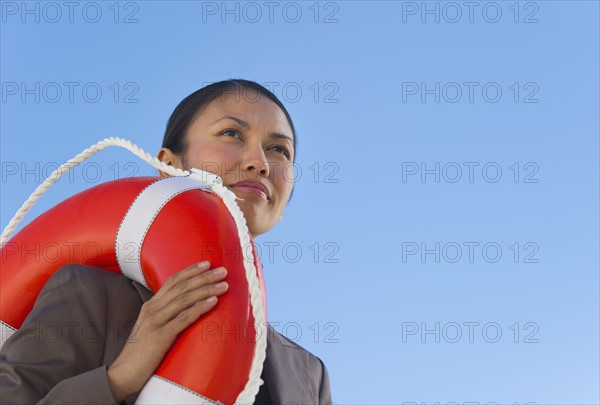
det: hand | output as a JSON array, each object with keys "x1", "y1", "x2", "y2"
[{"x1": 106, "y1": 261, "x2": 228, "y2": 402}]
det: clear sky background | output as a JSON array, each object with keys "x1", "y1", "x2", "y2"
[{"x1": 1, "y1": 1, "x2": 599, "y2": 404}]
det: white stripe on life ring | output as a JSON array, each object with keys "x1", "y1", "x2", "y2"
[
  {"x1": 0, "y1": 320, "x2": 17, "y2": 348},
  {"x1": 115, "y1": 176, "x2": 212, "y2": 288},
  {"x1": 135, "y1": 375, "x2": 223, "y2": 405}
]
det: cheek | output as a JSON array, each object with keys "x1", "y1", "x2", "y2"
[
  {"x1": 272, "y1": 164, "x2": 294, "y2": 198},
  {"x1": 186, "y1": 144, "x2": 237, "y2": 177},
  {"x1": 276, "y1": 162, "x2": 295, "y2": 185}
]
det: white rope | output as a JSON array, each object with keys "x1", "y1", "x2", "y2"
[
  {"x1": 0, "y1": 137, "x2": 188, "y2": 247},
  {"x1": 0, "y1": 137, "x2": 267, "y2": 404},
  {"x1": 210, "y1": 182, "x2": 267, "y2": 404}
]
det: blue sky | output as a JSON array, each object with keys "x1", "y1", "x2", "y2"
[{"x1": 1, "y1": 1, "x2": 599, "y2": 404}]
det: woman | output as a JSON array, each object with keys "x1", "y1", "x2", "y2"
[{"x1": 0, "y1": 80, "x2": 332, "y2": 404}]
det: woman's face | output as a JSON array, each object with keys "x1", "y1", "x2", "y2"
[{"x1": 158, "y1": 89, "x2": 295, "y2": 238}]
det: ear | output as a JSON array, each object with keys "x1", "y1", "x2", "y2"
[{"x1": 157, "y1": 148, "x2": 183, "y2": 177}]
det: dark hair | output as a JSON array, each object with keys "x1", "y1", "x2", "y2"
[{"x1": 162, "y1": 79, "x2": 297, "y2": 164}]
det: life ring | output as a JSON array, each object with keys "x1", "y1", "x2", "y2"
[{"x1": 0, "y1": 173, "x2": 267, "y2": 404}]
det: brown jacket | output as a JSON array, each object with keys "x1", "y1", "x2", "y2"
[{"x1": 0, "y1": 264, "x2": 332, "y2": 404}]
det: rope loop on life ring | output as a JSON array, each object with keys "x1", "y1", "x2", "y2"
[{"x1": 0, "y1": 137, "x2": 267, "y2": 404}]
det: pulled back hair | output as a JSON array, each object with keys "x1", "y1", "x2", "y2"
[{"x1": 162, "y1": 79, "x2": 297, "y2": 164}]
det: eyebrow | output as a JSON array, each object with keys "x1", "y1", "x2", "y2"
[{"x1": 211, "y1": 115, "x2": 294, "y2": 143}]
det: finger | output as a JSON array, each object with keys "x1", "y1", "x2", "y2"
[
  {"x1": 167, "y1": 296, "x2": 220, "y2": 335},
  {"x1": 153, "y1": 261, "x2": 212, "y2": 301},
  {"x1": 142, "y1": 261, "x2": 213, "y2": 319},
  {"x1": 155, "y1": 280, "x2": 229, "y2": 325},
  {"x1": 158, "y1": 266, "x2": 228, "y2": 307}
]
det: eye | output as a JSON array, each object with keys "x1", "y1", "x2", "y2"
[
  {"x1": 269, "y1": 145, "x2": 291, "y2": 159},
  {"x1": 221, "y1": 129, "x2": 243, "y2": 140}
]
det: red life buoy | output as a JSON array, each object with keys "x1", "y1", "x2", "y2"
[{"x1": 0, "y1": 174, "x2": 267, "y2": 404}]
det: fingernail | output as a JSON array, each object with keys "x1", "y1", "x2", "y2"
[
  {"x1": 212, "y1": 267, "x2": 226, "y2": 276},
  {"x1": 215, "y1": 281, "x2": 228, "y2": 289},
  {"x1": 206, "y1": 296, "x2": 217, "y2": 304},
  {"x1": 198, "y1": 260, "x2": 210, "y2": 268}
]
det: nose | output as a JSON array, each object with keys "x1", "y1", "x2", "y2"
[{"x1": 241, "y1": 146, "x2": 270, "y2": 179}]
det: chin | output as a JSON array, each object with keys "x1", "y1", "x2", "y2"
[
  {"x1": 245, "y1": 220, "x2": 268, "y2": 238},
  {"x1": 234, "y1": 202, "x2": 266, "y2": 236}
]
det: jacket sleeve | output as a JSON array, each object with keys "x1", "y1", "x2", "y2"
[
  {"x1": 0, "y1": 264, "x2": 140, "y2": 405},
  {"x1": 317, "y1": 357, "x2": 333, "y2": 405}
]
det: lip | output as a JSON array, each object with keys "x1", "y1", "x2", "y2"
[{"x1": 229, "y1": 180, "x2": 271, "y2": 200}]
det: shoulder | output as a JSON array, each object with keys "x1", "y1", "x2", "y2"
[
  {"x1": 35, "y1": 264, "x2": 144, "y2": 320},
  {"x1": 45, "y1": 263, "x2": 129, "y2": 290},
  {"x1": 267, "y1": 323, "x2": 329, "y2": 375},
  {"x1": 43, "y1": 264, "x2": 136, "y2": 297},
  {"x1": 266, "y1": 324, "x2": 333, "y2": 402}
]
